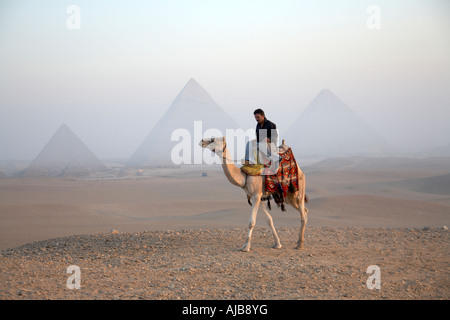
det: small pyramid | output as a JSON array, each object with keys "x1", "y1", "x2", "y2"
[
  {"x1": 127, "y1": 79, "x2": 240, "y2": 167},
  {"x1": 23, "y1": 124, "x2": 107, "y2": 177},
  {"x1": 283, "y1": 89, "x2": 392, "y2": 157}
]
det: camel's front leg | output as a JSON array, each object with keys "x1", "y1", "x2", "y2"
[
  {"x1": 260, "y1": 202, "x2": 282, "y2": 249},
  {"x1": 241, "y1": 194, "x2": 261, "y2": 252}
]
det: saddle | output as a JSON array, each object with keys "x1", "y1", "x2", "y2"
[{"x1": 241, "y1": 142, "x2": 300, "y2": 211}]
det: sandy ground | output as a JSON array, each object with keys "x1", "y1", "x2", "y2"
[
  {"x1": 0, "y1": 227, "x2": 448, "y2": 300},
  {"x1": 0, "y1": 157, "x2": 449, "y2": 299}
]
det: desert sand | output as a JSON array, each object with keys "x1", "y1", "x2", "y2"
[
  {"x1": 0, "y1": 157, "x2": 449, "y2": 299},
  {"x1": 1, "y1": 227, "x2": 448, "y2": 300}
]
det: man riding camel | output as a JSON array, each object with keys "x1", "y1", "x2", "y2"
[{"x1": 244, "y1": 109, "x2": 279, "y2": 166}]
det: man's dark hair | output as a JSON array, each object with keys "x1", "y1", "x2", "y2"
[{"x1": 253, "y1": 109, "x2": 265, "y2": 117}]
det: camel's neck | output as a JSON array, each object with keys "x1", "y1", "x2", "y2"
[{"x1": 219, "y1": 140, "x2": 246, "y2": 188}]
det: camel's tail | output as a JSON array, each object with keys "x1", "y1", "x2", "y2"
[{"x1": 305, "y1": 194, "x2": 309, "y2": 204}]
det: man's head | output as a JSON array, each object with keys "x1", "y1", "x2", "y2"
[{"x1": 253, "y1": 109, "x2": 265, "y2": 124}]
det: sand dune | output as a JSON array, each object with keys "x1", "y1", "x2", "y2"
[
  {"x1": 306, "y1": 156, "x2": 450, "y2": 173},
  {"x1": 388, "y1": 173, "x2": 450, "y2": 196},
  {"x1": 309, "y1": 195, "x2": 449, "y2": 227}
]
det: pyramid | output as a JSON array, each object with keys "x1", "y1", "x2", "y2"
[
  {"x1": 23, "y1": 124, "x2": 107, "y2": 177},
  {"x1": 127, "y1": 79, "x2": 241, "y2": 167},
  {"x1": 283, "y1": 89, "x2": 392, "y2": 158}
]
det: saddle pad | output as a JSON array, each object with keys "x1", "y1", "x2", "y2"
[{"x1": 240, "y1": 164, "x2": 265, "y2": 176}]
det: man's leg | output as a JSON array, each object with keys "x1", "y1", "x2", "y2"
[
  {"x1": 259, "y1": 141, "x2": 280, "y2": 174},
  {"x1": 257, "y1": 141, "x2": 271, "y2": 165},
  {"x1": 245, "y1": 141, "x2": 250, "y2": 162},
  {"x1": 244, "y1": 140, "x2": 256, "y2": 165}
]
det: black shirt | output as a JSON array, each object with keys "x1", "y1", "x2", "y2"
[{"x1": 256, "y1": 118, "x2": 278, "y2": 144}]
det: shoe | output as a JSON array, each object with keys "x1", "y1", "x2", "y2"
[{"x1": 244, "y1": 160, "x2": 256, "y2": 166}]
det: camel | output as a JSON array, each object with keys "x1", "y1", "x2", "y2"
[{"x1": 200, "y1": 136, "x2": 308, "y2": 251}]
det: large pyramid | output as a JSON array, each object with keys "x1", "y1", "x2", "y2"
[
  {"x1": 283, "y1": 89, "x2": 393, "y2": 158},
  {"x1": 127, "y1": 79, "x2": 241, "y2": 167},
  {"x1": 23, "y1": 124, "x2": 107, "y2": 177}
]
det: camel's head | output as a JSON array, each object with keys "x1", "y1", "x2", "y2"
[{"x1": 199, "y1": 137, "x2": 225, "y2": 154}]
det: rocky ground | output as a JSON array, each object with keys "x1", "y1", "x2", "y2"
[{"x1": 0, "y1": 226, "x2": 448, "y2": 300}]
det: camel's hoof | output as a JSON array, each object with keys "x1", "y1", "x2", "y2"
[
  {"x1": 295, "y1": 245, "x2": 304, "y2": 250},
  {"x1": 240, "y1": 245, "x2": 250, "y2": 252},
  {"x1": 272, "y1": 243, "x2": 282, "y2": 249}
]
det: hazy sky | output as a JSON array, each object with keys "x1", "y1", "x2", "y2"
[{"x1": 1, "y1": 0, "x2": 449, "y2": 160}]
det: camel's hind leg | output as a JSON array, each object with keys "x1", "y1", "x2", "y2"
[
  {"x1": 296, "y1": 202, "x2": 308, "y2": 249},
  {"x1": 260, "y1": 202, "x2": 282, "y2": 249},
  {"x1": 286, "y1": 192, "x2": 308, "y2": 249}
]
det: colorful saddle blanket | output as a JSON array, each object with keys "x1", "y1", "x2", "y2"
[{"x1": 265, "y1": 147, "x2": 299, "y2": 198}]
